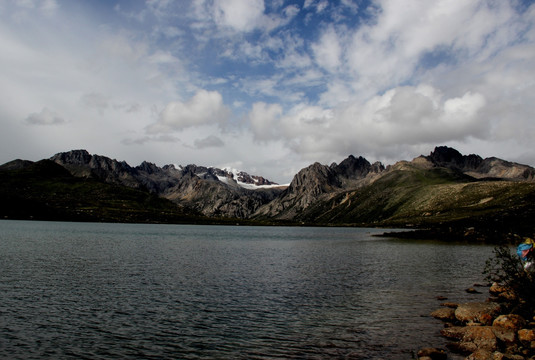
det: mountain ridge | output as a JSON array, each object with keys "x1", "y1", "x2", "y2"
[
  {"x1": 49, "y1": 149, "x2": 285, "y2": 218},
  {"x1": 2, "y1": 145, "x2": 535, "y2": 241}
]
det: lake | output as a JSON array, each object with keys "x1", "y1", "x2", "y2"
[{"x1": 0, "y1": 220, "x2": 494, "y2": 359}]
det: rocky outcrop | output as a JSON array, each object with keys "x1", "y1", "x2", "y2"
[
  {"x1": 427, "y1": 146, "x2": 535, "y2": 181},
  {"x1": 253, "y1": 155, "x2": 385, "y2": 220},
  {"x1": 331, "y1": 155, "x2": 384, "y2": 179},
  {"x1": 454, "y1": 302, "x2": 502, "y2": 325},
  {"x1": 253, "y1": 162, "x2": 341, "y2": 220},
  {"x1": 51, "y1": 149, "x2": 141, "y2": 188},
  {"x1": 235, "y1": 171, "x2": 277, "y2": 186},
  {"x1": 163, "y1": 170, "x2": 282, "y2": 218},
  {"x1": 472, "y1": 157, "x2": 535, "y2": 181},
  {"x1": 427, "y1": 146, "x2": 483, "y2": 172},
  {"x1": 50, "y1": 150, "x2": 282, "y2": 219},
  {"x1": 428, "y1": 285, "x2": 535, "y2": 359}
]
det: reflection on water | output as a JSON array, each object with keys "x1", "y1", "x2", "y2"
[{"x1": 0, "y1": 220, "x2": 492, "y2": 359}]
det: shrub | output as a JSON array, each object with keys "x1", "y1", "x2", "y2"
[{"x1": 484, "y1": 245, "x2": 535, "y2": 315}]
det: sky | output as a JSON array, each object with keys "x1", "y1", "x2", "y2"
[{"x1": 1, "y1": 0, "x2": 534, "y2": 183}]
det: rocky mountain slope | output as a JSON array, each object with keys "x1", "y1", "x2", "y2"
[
  {"x1": 253, "y1": 155, "x2": 384, "y2": 219},
  {"x1": 50, "y1": 150, "x2": 284, "y2": 218},
  {"x1": 251, "y1": 146, "x2": 535, "y2": 239},
  {"x1": 425, "y1": 146, "x2": 535, "y2": 180},
  {"x1": 2, "y1": 146, "x2": 535, "y2": 240}
]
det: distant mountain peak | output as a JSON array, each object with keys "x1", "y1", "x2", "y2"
[
  {"x1": 426, "y1": 146, "x2": 482, "y2": 170},
  {"x1": 4, "y1": 146, "x2": 535, "y2": 228},
  {"x1": 426, "y1": 145, "x2": 535, "y2": 181}
]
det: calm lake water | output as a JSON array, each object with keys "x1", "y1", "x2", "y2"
[{"x1": 0, "y1": 220, "x2": 494, "y2": 359}]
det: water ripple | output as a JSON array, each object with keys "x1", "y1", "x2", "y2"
[{"x1": 0, "y1": 221, "x2": 492, "y2": 359}]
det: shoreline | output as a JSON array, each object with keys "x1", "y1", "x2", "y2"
[{"x1": 419, "y1": 283, "x2": 535, "y2": 359}]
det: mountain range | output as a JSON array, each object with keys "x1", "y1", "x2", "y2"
[{"x1": 2, "y1": 146, "x2": 535, "y2": 241}]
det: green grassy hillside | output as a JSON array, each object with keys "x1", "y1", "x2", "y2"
[{"x1": 299, "y1": 163, "x2": 535, "y2": 240}]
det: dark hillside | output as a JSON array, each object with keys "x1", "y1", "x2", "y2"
[
  {"x1": 0, "y1": 160, "x2": 210, "y2": 224},
  {"x1": 301, "y1": 162, "x2": 535, "y2": 240}
]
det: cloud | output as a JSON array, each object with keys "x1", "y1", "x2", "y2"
[
  {"x1": 147, "y1": 90, "x2": 230, "y2": 133},
  {"x1": 25, "y1": 107, "x2": 65, "y2": 125},
  {"x1": 248, "y1": 102, "x2": 283, "y2": 141},
  {"x1": 311, "y1": 25, "x2": 342, "y2": 72},
  {"x1": 307, "y1": 0, "x2": 527, "y2": 104},
  {"x1": 191, "y1": 0, "x2": 299, "y2": 36},
  {"x1": 247, "y1": 85, "x2": 488, "y2": 162},
  {"x1": 2, "y1": 0, "x2": 535, "y2": 184},
  {"x1": 194, "y1": 135, "x2": 225, "y2": 149},
  {"x1": 213, "y1": 0, "x2": 265, "y2": 32},
  {"x1": 122, "y1": 134, "x2": 180, "y2": 145}
]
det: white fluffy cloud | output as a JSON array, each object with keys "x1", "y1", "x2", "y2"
[
  {"x1": 248, "y1": 85, "x2": 488, "y2": 162},
  {"x1": 1, "y1": 0, "x2": 535, "y2": 183},
  {"x1": 312, "y1": 0, "x2": 528, "y2": 102},
  {"x1": 248, "y1": 102, "x2": 283, "y2": 141},
  {"x1": 212, "y1": 0, "x2": 265, "y2": 32},
  {"x1": 311, "y1": 25, "x2": 342, "y2": 72},
  {"x1": 148, "y1": 90, "x2": 230, "y2": 133}
]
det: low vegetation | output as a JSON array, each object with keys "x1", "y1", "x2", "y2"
[
  {"x1": 298, "y1": 164, "x2": 535, "y2": 241},
  {"x1": 484, "y1": 244, "x2": 535, "y2": 316}
]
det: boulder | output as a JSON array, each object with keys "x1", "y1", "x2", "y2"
[
  {"x1": 416, "y1": 347, "x2": 447, "y2": 360},
  {"x1": 465, "y1": 349, "x2": 493, "y2": 360},
  {"x1": 489, "y1": 283, "x2": 517, "y2": 301},
  {"x1": 493, "y1": 314, "x2": 526, "y2": 331},
  {"x1": 453, "y1": 326, "x2": 497, "y2": 354},
  {"x1": 431, "y1": 307, "x2": 456, "y2": 322},
  {"x1": 455, "y1": 302, "x2": 502, "y2": 325},
  {"x1": 440, "y1": 326, "x2": 467, "y2": 340},
  {"x1": 489, "y1": 283, "x2": 509, "y2": 295},
  {"x1": 492, "y1": 326, "x2": 516, "y2": 344},
  {"x1": 518, "y1": 328, "x2": 535, "y2": 342},
  {"x1": 489, "y1": 352, "x2": 506, "y2": 360}
]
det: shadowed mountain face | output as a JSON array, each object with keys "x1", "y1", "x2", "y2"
[
  {"x1": 426, "y1": 146, "x2": 535, "y2": 180},
  {"x1": 0, "y1": 159, "x2": 206, "y2": 223},
  {"x1": 2, "y1": 146, "x2": 535, "y2": 239},
  {"x1": 49, "y1": 150, "x2": 284, "y2": 219}
]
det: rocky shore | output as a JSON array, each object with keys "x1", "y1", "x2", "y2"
[{"x1": 419, "y1": 284, "x2": 535, "y2": 359}]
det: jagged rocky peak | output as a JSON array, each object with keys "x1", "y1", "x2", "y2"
[
  {"x1": 180, "y1": 164, "x2": 226, "y2": 181},
  {"x1": 51, "y1": 149, "x2": 131, "y2": 172},
  {"x1": 179, "y1": 164, "x2": 279, "y2": 187},
  {"x1": 226, "y1": 169, "x2": 279, "y2": 186},
  {"x1": 50, "y1": 150, "x2": 140, "y2": 188},
  {"x1": 136, "y1": 161, "x2": 160, "y2": 174},
  {"x1": 250, "y1": 175, "x2": 277, "y2": 186},
  {"x1": 426, "y1": 146, "x2": 483, "y2": 171},
  {"x1": 426, "y1": 146, "x2": 535, "y2": 181},
  {"x1": 288, "y1": 162, "x2": 340, "y2": 193},
  {"x1": 331, "y1": 154, "x2": 385, "y2": 179},
  {"x1": 50, "y1": 149, "x2": 93, "y2": 165}
]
